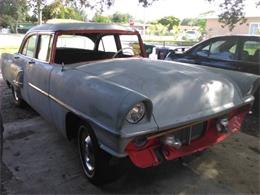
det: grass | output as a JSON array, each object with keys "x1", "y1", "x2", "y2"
[{"x1": 0, "y1": 47, "x2": 19, "y2": 56}]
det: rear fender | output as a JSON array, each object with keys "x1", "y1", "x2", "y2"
[{"x1": 1, "y1": 53, "x2": 24, "y2": 89}]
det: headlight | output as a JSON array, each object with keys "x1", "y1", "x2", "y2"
[{"x1": 126, "y1": 102, "x2": 146, "y2": 124}]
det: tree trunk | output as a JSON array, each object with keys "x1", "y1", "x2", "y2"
[
  {"x1": 15, "y1": 21, "x2": 18, "y2": 34},
  {"x1": 37, "y1": 0, "x2": 42, "y2": 25}
]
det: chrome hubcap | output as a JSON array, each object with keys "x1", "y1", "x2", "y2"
[{"x1": 84, "y1": 135, "x2": 95, "y2": 172}]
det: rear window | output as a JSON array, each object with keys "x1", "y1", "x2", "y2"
[
  {"x1": 57, "y1": 35, "x2": 94, "y2": 50},
  {"x1": 22, "y1": 35, "x2": 37, "y2": 58},
  {"x1": 241, "y1": 40, "x2": 260, "y2": 63},
  {"x1": 98, "y1": 35, "x2": 117, "y2": 52},
  {"x1": 119, "y1": 35, "x2": 141, "y2": 56},
  {"x1": 37, "y1": 35, "x2": 53, "y2": 62}
]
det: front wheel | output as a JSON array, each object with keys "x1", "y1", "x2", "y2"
[{"x1": 78, "y1": 123, "x2": 112, "y2": 185}]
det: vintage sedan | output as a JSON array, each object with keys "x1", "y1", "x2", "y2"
[{"x1": 1, "y1": 23, "x2": 259, "y2": 185}]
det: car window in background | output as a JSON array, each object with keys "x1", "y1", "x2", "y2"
[
  {"x1": 196, "y1": 44, "x2": 210, "y2": 57},
  {"x1": 57, "y1": 35, "x2": 94, "y2": 50},
  {"x1": 37, "y1": 35, "x2": 53, "y2": 62},
  {"x1": 22, "y1": 35, "x2": 37, "y2": 58},
  {"x1": 98, "y1": 35, "x2": 117, "y2": 52},
  {"x1": 241, "y1": 40, "x2": 260, "y2": 63},
  {"x1": 196, "y1": 39, "x2": 238, "y2": 60},
  {"x1": 209, "y1": 40, "x2": 237, "y2": 60},
  {"x1": 119, "y1": 35, "x2": 141, "y2": 56}
]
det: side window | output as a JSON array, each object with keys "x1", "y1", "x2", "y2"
[
  {"x1": 22, "y1": 35, "x2": 37, "y2": 58},
  {"x1": 210, "y1": 41, "x2": 225, "y2": 53},
  {"x1": 119, "y1": 35, "x2": 141, "y2": 56},
  {"x1": 196, "y1": 44, "x2": 210, "y2": 57},
  {"x1": 209, "y1": 40, "x2": 237, "y2": 60},
  {"x1": 196, "y1": 39, "x2": 238, "y2": 61},
  {"x1": 241, "y1": 40, "x2": 260, "y2": 63},
  {"x1": 57, "y1": 35, "x2": 94, "y2": 50},
  {"x1": 98, "y1": 35, "x2": 117, "y2": 52},
  {"x1": 37, "y1": 35, "x2": 53, "y2": 62}
]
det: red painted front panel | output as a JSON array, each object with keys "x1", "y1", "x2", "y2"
[{"x1": 126, "y1": 106, "x2": 249, "y2": 168}]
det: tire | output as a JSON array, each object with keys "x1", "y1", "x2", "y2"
[
  {"x1": 11, "y1": 87, "x2": 25, "y2": 107},
  {"x1": 78, "y1": 123, "x2": 112, "y2": 185}
]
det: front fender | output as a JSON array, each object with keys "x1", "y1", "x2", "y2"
[
  {"x1": 50, "y1": 68, "x2": 157, "y2": 136},
  {"x1": 116, "y1": 90, "x2": 153, "y2": 130}
]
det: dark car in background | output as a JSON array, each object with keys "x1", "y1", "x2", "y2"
[{"x1": 165, "y1": 35, "x2": 260, "y2": 113}]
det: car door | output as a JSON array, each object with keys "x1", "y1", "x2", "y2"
[
  {"x1": 190, "y1": 37, "x2": 240, "y2": 71},
  {"x1": 25, "y1": 33, "x2": 54, "y2": 121},
  {"x1": 236, "y1": 37, "x2": 260, "y2": 75}
]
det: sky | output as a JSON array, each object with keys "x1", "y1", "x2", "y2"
[
  {"x1": 102, "y1": 0, "x2": 260, "y2": 21},
  {"x1": 103, "y1": 0, "x2": 217, "y2": 21},
  {"x1": 46, "y1": 0, "x2": 260, "y2": 21}
]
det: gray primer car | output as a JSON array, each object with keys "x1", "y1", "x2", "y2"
[{"x1": 1, "y1": 23, "x2": 259, "y2": 185}]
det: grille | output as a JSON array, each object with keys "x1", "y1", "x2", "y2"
[{"x1": 171, "y1": 122, "x2": 207, "y2": 145}]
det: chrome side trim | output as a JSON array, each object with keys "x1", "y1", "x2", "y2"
[
  {"x1": 28, "y1": 82, "x2": 49, "y2": 97},
  {"x1": 28, "y1": 82, "x2": 121, "y2": 136}
]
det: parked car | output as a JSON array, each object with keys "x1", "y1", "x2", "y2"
[
  {"x1": 179, "y1": 30, "x2": 201, "y2": 41},
  {"x1": 0, "y1": 27, "x2": 11, "y2": 34},
  {"x1": 166, "y1": 35, "x2": 260, "y2": 113},
  {"x1": 1, "y1": 23, "x2": 259, "y2": 185}
]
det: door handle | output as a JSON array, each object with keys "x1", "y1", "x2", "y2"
[
  {"x1": 28, "y1": 60, "x2": 35, "y2": 64},
  {"x1": 14, "y1": 56, "x2": 20, "y2": 59}
]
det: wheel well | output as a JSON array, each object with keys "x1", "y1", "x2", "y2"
[
  {"x1": 65, "y1": 112, "x2": 81, "y2": 140},
  {"x1": 65, "y1": 112, "x2": 95, "y2": 141},
  {"x1": 6, "y1": 80, "x2": 11, "y2": 88}
]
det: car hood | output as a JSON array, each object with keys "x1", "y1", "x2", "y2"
[{"x1": 76, "y1": 58, "x2": 247, "y2": 130}]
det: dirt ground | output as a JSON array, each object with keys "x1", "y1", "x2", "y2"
[{"x1": 1, "y1": 68, "x2": 260, "y2": 194}]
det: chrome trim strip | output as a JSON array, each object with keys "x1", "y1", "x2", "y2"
[
  {"x1": 28, "y1": 82, "x2": 49, "y2": 97},
  {"x1": 28, "y1": 82, "x2": 121, "y2": 136}
]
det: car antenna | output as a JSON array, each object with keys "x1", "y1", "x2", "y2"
[{"x1": 61, "y1": 62, "x2": 65, "y2": 72}]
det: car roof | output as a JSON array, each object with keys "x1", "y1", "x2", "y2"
[
  {"x1": 209, "y1": 34, "x2": 260, "y2": 39},
  {"x1": 27, "y1": 22, "x2": 136, "y2": 33}
]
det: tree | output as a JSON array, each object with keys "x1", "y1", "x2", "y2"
[
  {"x1": 92, "y1": 14, "x2": 111, "y2": 23},
  {"x1": 208, "y1": 0, "x2": 260, "y2": 31},
  {"x1": 196, "y1": 19, "x2": 207, "y2": 34},
  {"x1": 147, "y1": 23, "x2": 168, "y2": 35},
  {"x1": 181, "y1": 18, "x2": 207, "y2": 33},
  {"x1": 42, "y1": 0, "x2": 84, "y2": 21},
  {"x1": 0, "y1": 0, "x2": 29, "y2": 33},
  {"x1": 28, "y1": 0, "x2": 47, "y2": 24},
  {"x1": 157, "y1": 16, "x2": 180, "y2": 31},
  {"x1": 111, "y1": 12, "x2": 132, "y2": 23},
  {"x1": 28, "y1": 0, "x2": 157, "y2": 24}
]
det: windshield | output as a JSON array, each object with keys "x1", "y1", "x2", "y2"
[{"x1": 54, "y1": 33, "x2": 143, "y2": 65}]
